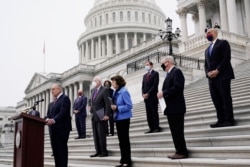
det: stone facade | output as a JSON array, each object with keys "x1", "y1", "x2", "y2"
[{"x1": 16, "y1": 0, "x2": 250, "y2": 120}]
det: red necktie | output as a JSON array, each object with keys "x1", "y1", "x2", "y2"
[{"x1": 146, "y1": 72, "x2": 150, "y2": 81}]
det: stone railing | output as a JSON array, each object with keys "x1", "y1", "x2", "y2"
[
  {"x1": 179, "y1": 30, "x2": 250, "y2": 53},
  {"x1": 62, "y1": 64, "x2": 95, "y2": 79}
]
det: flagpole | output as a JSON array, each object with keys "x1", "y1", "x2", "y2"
[{"x1": 43, "y1": 41, "x2": 45, "y2": 73}]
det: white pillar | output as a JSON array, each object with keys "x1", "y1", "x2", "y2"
[
  {"x1": 125, "y1": 32, "x2": 128, "y2": 50},
  {"x1": 79, "y1": 81, "x2": 83, "y2": 91},
  {"x1": 98, "y1": 36, "x2": 101, "y2": 58},
  {"x1": 177, "y1": 8, "x2": 188, "y2": 41},
  {"x1": 102, "y1": 40, "x2": 105, "y2": 57},
  {"x1": 81, "y1": 44, "x2": 85, "y2": 63},
  {"x1": 219, "y1": 0, "x2": 228, "y2": 31},
  {"x1": 85, "y1": 42, "x2": 89, "y2": 61},
  {"x1": 134, "y1": 32, "x2": 138, "y2": 46},
  {"x1": 197, "y1": 0, "x2": 207, "y2": 34},
  {"x1": 74, "y1": 83, "x2": 78, "y2": 101},
  {"x1": 106, "y1": 34, "x2": 111, "y2": 56},
  {"x1": 69, "y1": 85, "x2": 73, "y2": 114},
  {"x1": 91, "y1": 39, "x2": 94, "y2": 60},
  {"x1": 226, "y1": 0, "x2": 238, "y2": 34},
  {"x1": 143, "y1": 33, "x2": 146, "y2": 42},
  {"x1": 244, "y1": 0, "x2": 250, "y2": 37},
  {"x1": 115, "y1": 33, "x2": 120, "y2": 54},
  {"x1": 78, "y1": 45, "x2": 82, "y2": 64}
]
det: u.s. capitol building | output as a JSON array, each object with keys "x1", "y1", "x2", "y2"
[{"x1": 16, "y1": 0, "x2": 250, "y2": 118}]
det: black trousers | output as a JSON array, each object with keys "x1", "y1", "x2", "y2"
[
  {"x1": 167, "y1": 114, "x2": 188, "y2": 156},
  {"x1": 105, "y1": 111, "x2": 114, "y2": 135},
  {"x1": 144, "y1": 95, "x2": 160, "y2": 130},
  {"x1": 50, "y1": 128, "x2": 70, "y2": 167},
  {"x1": 116, "y1": 118, "x2": 132, "y2": 165},
  {"x1": 209, "y1": 79, "x2": 234, "y2": 123},
  {"x1": 75, "y1": 114, "x2": 86, "y2": 137}
]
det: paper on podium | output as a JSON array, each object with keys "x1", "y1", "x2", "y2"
[{"x1": 159, "y1": 98, "x2": 166, "y2": 114}]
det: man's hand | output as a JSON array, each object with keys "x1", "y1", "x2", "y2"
[
  {"x1": 142, "y1": 93, "x2": 149, "y2": 99},
  {"x1": 208, "y1": 69, "x2": 219, "y2": 78},
  {"x1": 45, "y1": 118, "x2": 55, "y2": 125}
]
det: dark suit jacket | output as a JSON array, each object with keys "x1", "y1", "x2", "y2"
[
  {"x1": 205, "y1": 39, "x2": 235, "y2": 81},
  {"x1": 73, "y1": 95, "x2": 87, "y2": 117},
  {"x1": 142, "y1": 70, "x2": 159, "y2": 97},
  {"x1": 46, "y1": 94, "x2": 72, "y2": 132},
  {"x1": 162, "y1": 67, "x2": 186, "y2": 115},
  {"x1": 90, "y1": 86, "x2": 111, "y2": 122}
]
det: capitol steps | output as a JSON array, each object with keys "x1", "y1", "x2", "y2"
[{"x1": 1, "y1": 61, "x2": 250, "y2": 166}]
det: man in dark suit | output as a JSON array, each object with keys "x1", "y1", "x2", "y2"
[
  {"x1": 28, "y1": 106, "x2": 40, "y2": 117},
  {"x1": 89, "y1": 76, "x2": 111, "y2": 157},
  {"x1": 142, "y1": 61, "x2": 161, "y2": 133},
  {"x1": 73, "y1": 89, "x2": 87, "y2": 139},
  {"x1": 157, "y1": 56, "x2": 188, "y2": 159},
  {"x1": 205, "y1": 28, "x2": 235, "y2": 128},
  {"x1": 45, "y1": 83, "x2": 72, "y2": 167}
]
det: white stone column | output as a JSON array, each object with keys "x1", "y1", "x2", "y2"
[
  {"x1": 226, "y1": 0, "x2": 238, "y2": 34},
  {"x1": 98, "y1": 36, "x2": 101, "y2": 58},
  {"x1": 177, "y1": 8, "x2": 188, "y2": 41},
  {"x1": 102, "y1": 40, "x2": 105, "y2": 57},
  {"x1": 69, "y1": 85, "x2": 73, "y2": 114},
  {"x1": 143, "y1": 33, "x2": 146, "y2": 42},
  {"x1": 219, "y1": 0, "x2": 228, "y2": 31},
  {"x1": 81, "y1": 44, "x2": 85, "y2": 63},
  {"x1": 125, "y1": 32, "x2": 128, "y2": 50},
  {"x1": 134, "y1": 32, "x2": 138, "y2": 46},
  {"x1": 45, "y1": 90, "x2": 50, "y2": 114},
  {"x1": 74, "y1": 83, "x2": 78, "y2": 101},
  {"x1": 79, "y1": 81, "x2": 83, "y2": 91},
  {"x1": 244, "y1": 0, "x2": 250, "y2": 37},
  {"x1": 115, "y1": 33, "x2": 120, "y2": 54},
  {"x1": 78, "y1": 45, "x2": 82, "y2": 64},
  {"x1": 197, "y1": 0, "x2": 207, "y2": 34},
  {"x1": 106, "y1": 34, "x2": 111, "y2": 56},
  {"x1": 85, "y1": 42, "x2": 89, "y2": 61},
  {"x1": 91, "y1": 39, "x2": 94, "y2": 60}
]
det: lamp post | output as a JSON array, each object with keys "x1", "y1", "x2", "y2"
[{"x1": 159, "y1": 17, "x2": 181, "y2": 55}]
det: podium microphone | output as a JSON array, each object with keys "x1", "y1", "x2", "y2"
[{"x1": 35, "y1": 99, "x2": 44, "y2": 104}]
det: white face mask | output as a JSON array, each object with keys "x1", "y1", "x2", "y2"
[
  {"x1": 145, "y1": 65, "x2": 151, "y2": 71},
  {"x1": 91, "y1": 81, "x2": 97, "y2": 88}
]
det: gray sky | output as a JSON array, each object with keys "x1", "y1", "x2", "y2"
[{"x1": 0, "y1": 0, "x2": 193, "y2": 107}]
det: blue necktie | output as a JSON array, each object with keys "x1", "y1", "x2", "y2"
[{"x1": 209, "y1": 43, "x2": 213, "y2": 56}]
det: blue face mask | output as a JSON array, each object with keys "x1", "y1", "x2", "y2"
[{"x1": 207, "y1": 35, "x2": 213, "y2": 42}]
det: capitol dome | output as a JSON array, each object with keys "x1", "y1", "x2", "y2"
[{"x1": 77, "y1": 0, "x2": 166, "y2": 64}]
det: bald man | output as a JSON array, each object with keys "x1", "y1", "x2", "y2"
[{"x1": 89, "y1": 76, "x2": 111, "y2": 157}]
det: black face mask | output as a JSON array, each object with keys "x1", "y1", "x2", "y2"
[{"x1": 161, "y1": 64, "x2": 166, "y2": 71}]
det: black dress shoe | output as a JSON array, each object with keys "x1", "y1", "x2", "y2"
[
  {"x1": 99, "y1": 153, "x2": 108, "y2": 157},
  {"x1": 167, "y1": 154, "x2": 188, "y2": 159},
  {"x1": 223, "y1": 122, "x2": 235, "y2": 127},
  {"x1": 90, "y1": 153, "x2": 100, "y2": 157},
  {"x1": 210, "y1": 122, "x2": 224, "y2": 128},
  {"x1": 115, "y1": 164, "x2": 123, "y2": 167},
  {"x1": 144, "y1": 129, "x2": 153, "y2": 134},
  {"x1": 75, "y1": 137, "x2": 80, "y2": 139}
]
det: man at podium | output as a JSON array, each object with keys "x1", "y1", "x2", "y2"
[
  {"x1": 28, "y1": 106, "x2": 40, "y2": 117},
  {"x1": 45, "y1": 83, "x2": 72, "y2": 167}
]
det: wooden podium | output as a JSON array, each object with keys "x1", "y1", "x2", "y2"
[{"x1": 12, "y1": 113, "x2": 45, "y2": 167}]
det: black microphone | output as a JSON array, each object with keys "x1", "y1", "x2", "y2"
[{"x1": 35, "y1": 99, "x2": 44, "y2": 104}]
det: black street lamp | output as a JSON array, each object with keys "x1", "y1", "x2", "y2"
[{"x1": 159, "y1": 17, "x2": 181, "y2": 55}]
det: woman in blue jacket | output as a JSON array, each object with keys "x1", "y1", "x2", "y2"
[{"x1": 110, "y1": 75, "x2": 133, "y2": 167}]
